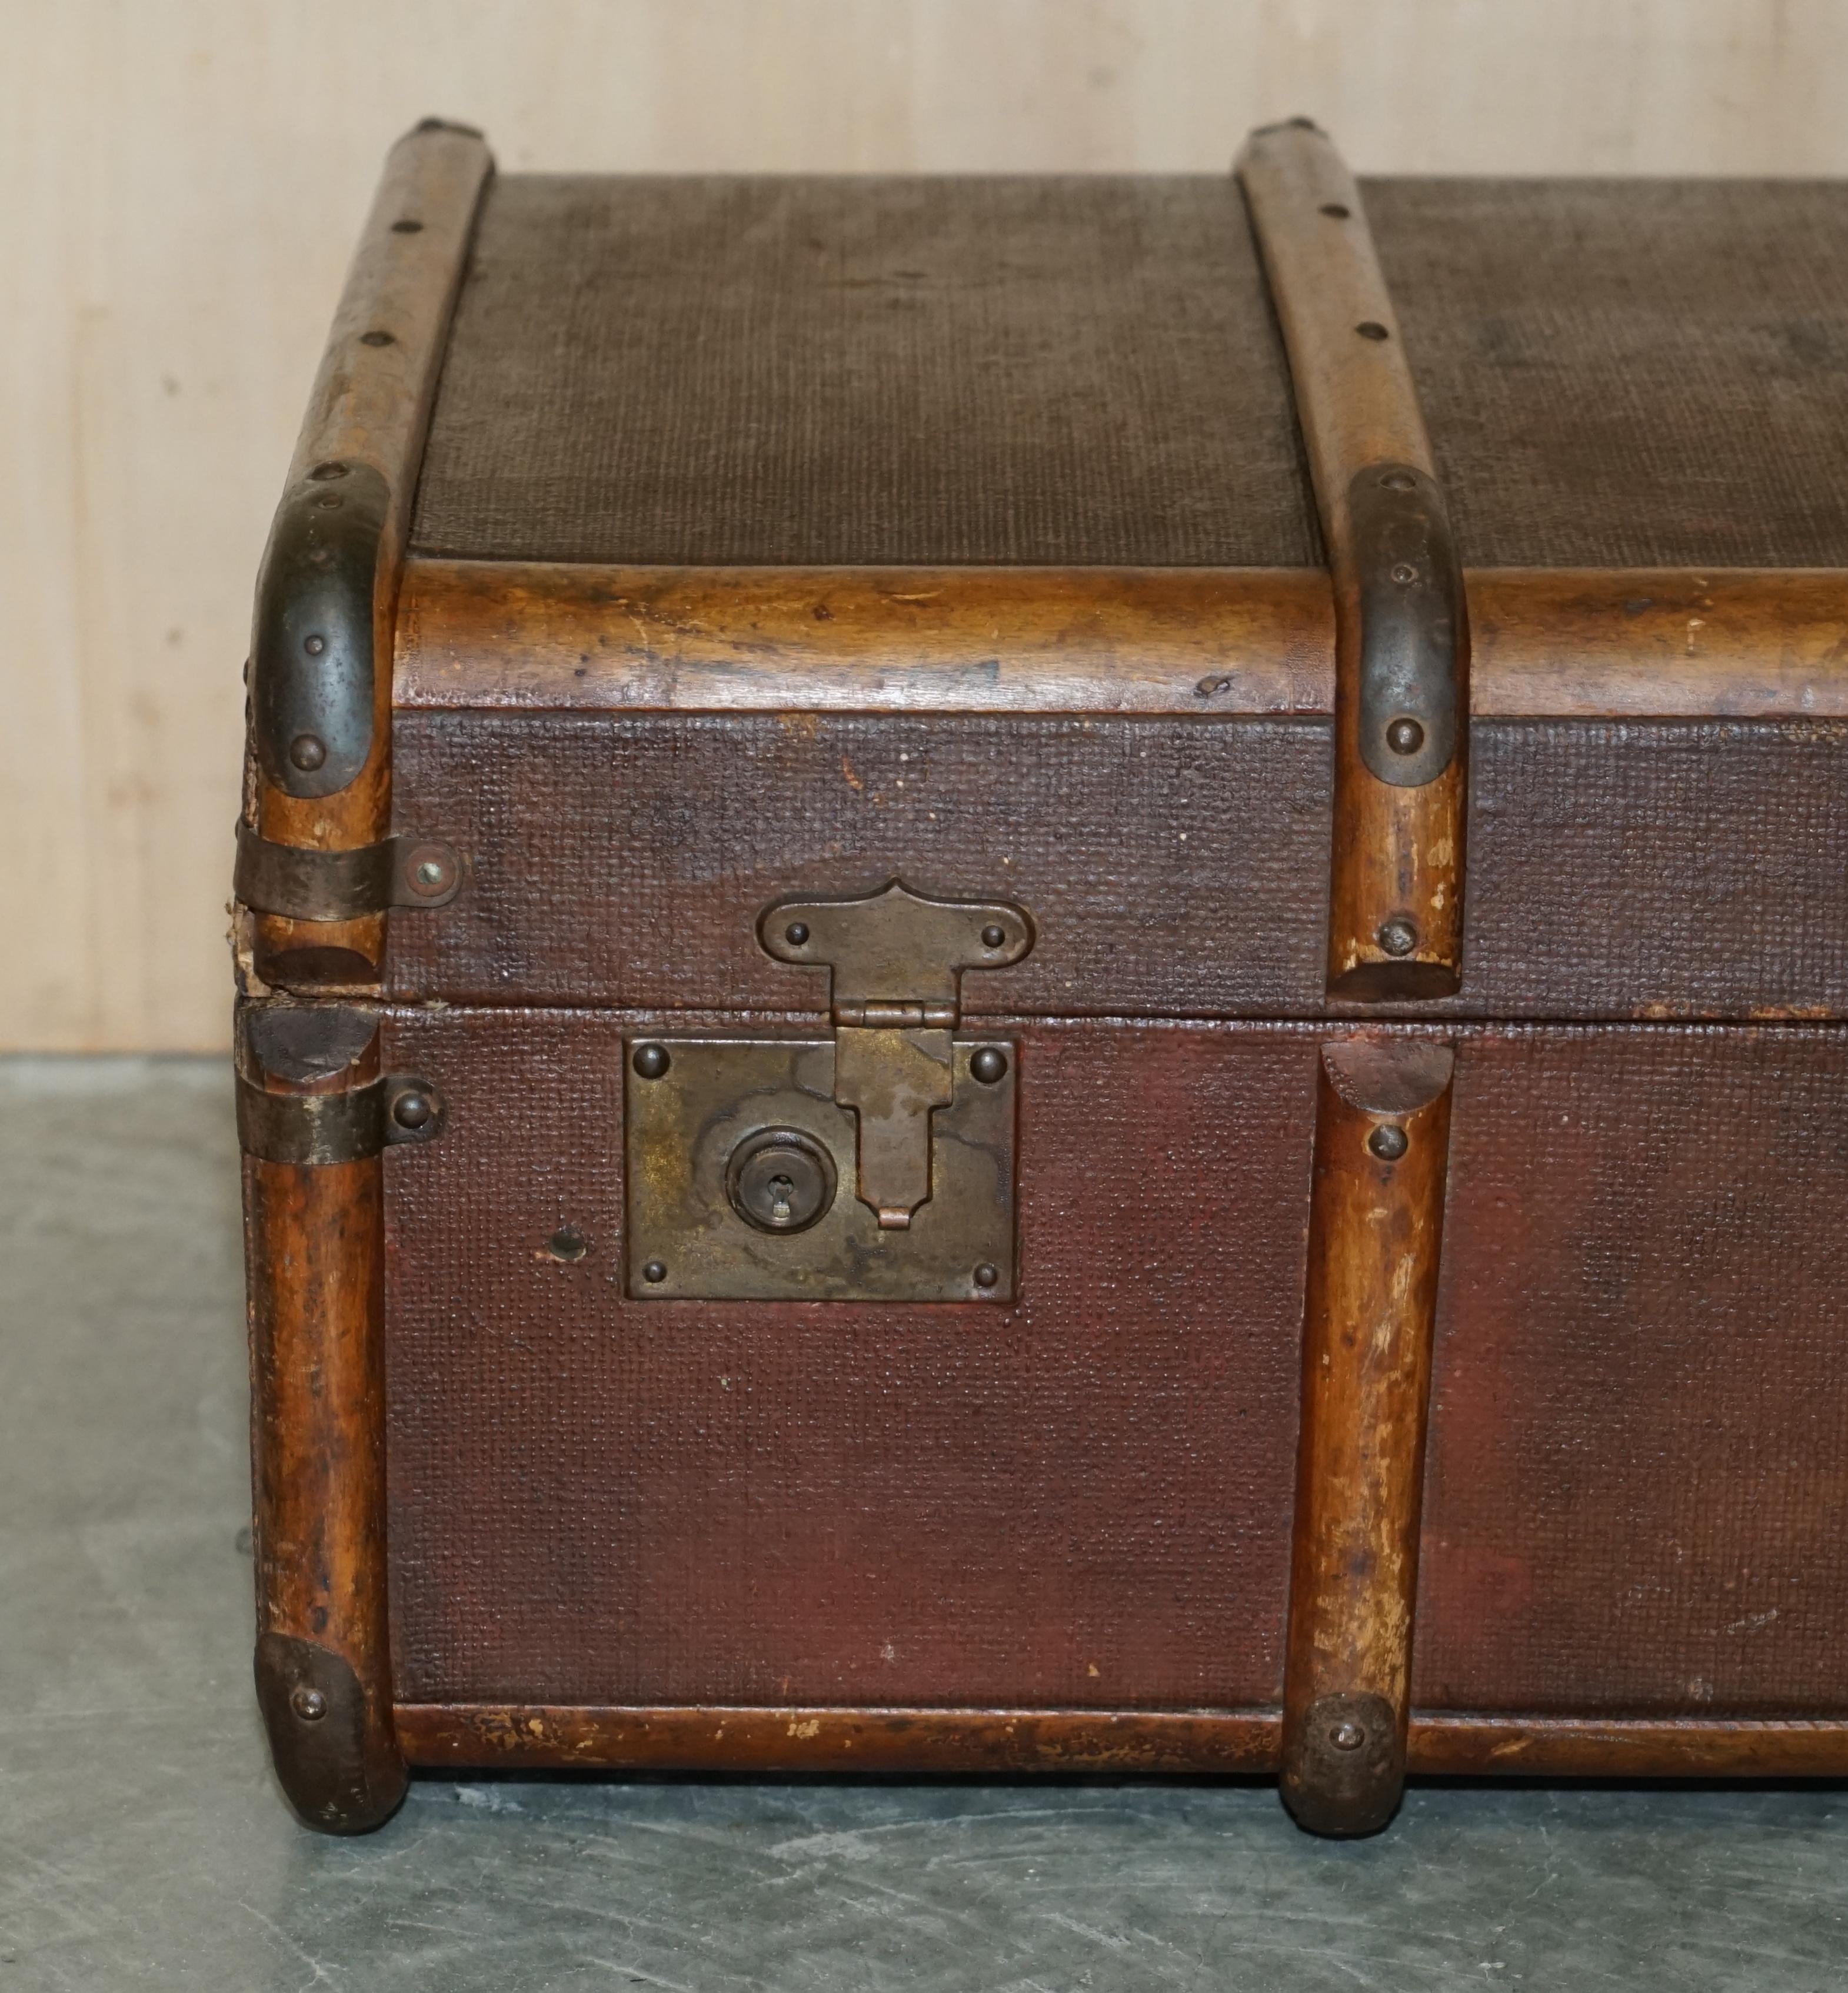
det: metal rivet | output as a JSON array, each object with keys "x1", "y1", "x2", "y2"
[
  {"x1": 308, "y1": 460, "x2": 349, "y2": 482},
  {"x1": 1385, "y1": 716, "x2": 1425, "y2": 756},
  {"x1": 303, "y1": 633, "x2": 326, "y2": 656},
  {"x1": 315, "y1": 493, "x2": 343, "y2": 509},
  {"x1": 360, "y1": 329, "x2": 395, "y2": 347},
  {"x1": 1369, "y1": 1124, "x2": 1409, "y2": 1162},
  {"x1": 642, "y1": 1260, "x2": 668, "y2": 1285},
  {"x1": 1330, "y1": 1720, "x2": 1366, "y2": 1752},
  {"x1": 547, "y1": 1226, "x2": 587, "y2": 1262},
  {"x1": 392, "y1": 218, "x2": 424, "y2": 234},
  {"x1": 288, "y1": 733, "x2": 327, "y2": 771},
  {"x1": 391, "y1": 1089, "x2": 434, "y2": 1131},
  {"x1": 981, "y1": 924, "x2": 1007, "y2": 950},
  {"x1": 1355, "y1": 320, "x2": 1390, "y2": 341},
  {"x1": 291, "y1": 1686, "x2": 328, "y2": 1722},
  {"x1": 970, "y1": 1047, "x2": 1008, "y2": 1084},
  {"x1": 973, "y1": 1263, "x2": 1000, "y2": 1290},
  {"x1": 785, "y1": 922, "x2": 810, "y2": 947},
  {"x1": 1380, "y1": 470, "x2": 1417, "y2": 491},
  {"x1": 632, "y1": 1043, "x2": 671, "y2": 1080},
  {"x1": 416, "y1": 859, "x2": 445, "y2": 887},
  {"x1": 1377, "y1": 917, "x2": 1418, "y2": 958},
  {"x1": 1390, "y1": 563, "x2": 1419, "y2": 585},
  {"x1": 1319, "y1": 202, "x2": 1350, "y2": 218}
]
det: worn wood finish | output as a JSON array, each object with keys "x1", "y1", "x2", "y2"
[
  {"x1": 241, "y1": 1005, "x2": 404, "y2": 1829},
  {"x1": 1407, "y1": 1716, "x2": 1848, "y2": 1778},
  {"x1": 248, "y1": 122, "x2": 492, "y2": 990},
  {"x1": 1281, "y1": 1039, "x2": 1455, "y2": 1835},
  {"x1": 1239, "y1": 122, "x2": 1467, "y2": 1002},
  {"x1": 394, "y1": 1704, "x2": 1283, "y2": 1774},
  {"x1": 396, "y1": 561, "x2": 1848, "y2": 720},
  {"x1": 391, "y1": 1704, "x2": 1848, "y2": 1779}
]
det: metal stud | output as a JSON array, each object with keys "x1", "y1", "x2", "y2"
[
  {"x1": 391, "y1": 1089, "x2": 434, "y2": 1132},
  {"x1": 632, "y1": 1044, "x2": 671, "y2": 1080},
  {"x1": 1368, "y1": 1124, "x2": 1409, "y2": 1162},
  {"x1": 1329, "y1": 1719, "x2": 1366, "y2": 1752},
  {"x1": 290, "y1": 1685, "x2": 328, "y2": 1722},
  {"x1": 1377, "y1": 917, "x2": 1418, "y2": 958},
  {"x1": 973, "y1": 1263, "x2": 1000, "y2": 1290},
  {"x1": 981, "y1": 924, "x2": 1007, "y2": 949},
  {"x1": 287, "y1": 733, "x2": 327, "y2": 772},
  {"x1": 1385, "y1": 716, "x2": 1425, "y2": 756},
  {"x1": 784, "y1": 922, "x2": 810, "y2": 947},
  {"x1": 642, "y1": 1260, "x2": 668, "y2": 1284},
  {"x1": 970, "y1": 1046, "x2": 1008, "y2": 1084}
]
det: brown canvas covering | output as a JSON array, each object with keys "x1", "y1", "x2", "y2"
[
  {"x1": 411, "y1": 174, "x2": 1848, "y2": 570},
  {"x1": 237, "y1": 122, "x2": 1848, "y2": 1837}
]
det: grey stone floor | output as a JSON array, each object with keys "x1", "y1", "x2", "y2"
[{"x1": 2, "y1": 1056, "x2": 1844, "y2": 1991}]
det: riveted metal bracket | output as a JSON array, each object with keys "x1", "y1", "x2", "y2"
[
  {"x1": 1351, "y1": 462, "x2": 1465, "y2": 787},
  {"x1": 237, "y1": 1072, "x2": 445, "y2": 1164},
  {"x1": 758, "y1": 880, "x2": 1033, "y2": 1229},
  {"x1": 234, "y1": 824, "x2": 462, "y2": 921}
]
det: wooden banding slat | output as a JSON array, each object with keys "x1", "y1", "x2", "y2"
[
  {"x1": 1280, "y1": 1038, "x2": 1456, "y2": 1835},
  {"x1": 247, "y1": 121, "x2": 493, "y2": 990},
  {"x1": 240, "y1": 1003, "x2": 405, "y2": 1831},
  {"x1": 391, "y1": 1703, "x2": 1848, "y2": 1779},
  {"x1": 1238, "y1": 120, "x2": 1469, "y2": 1002},
  {"x1": 393, "y1": 561, "x2": 1848, "y2": 719}
]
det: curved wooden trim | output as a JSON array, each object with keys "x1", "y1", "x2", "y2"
[
  {"x1": 392, "y1": 1703, "x2": 1848, "y2": 1780},
  {"x1": 1238, "y1": 121, "x2": 1467, "y2": 1000},
  {"x1": 393, "y1": 563, "x2": 1848, "y2": 720},
  {"x1": 249, "y1": 121, "x2": 493, "y2": 990},
  {"x1": 241, "y1": 1000, "x2": 405, "y2": 1831},
  {"x1": 1281, "y1": 1038, "x2": 1455, "y2": 1834}
]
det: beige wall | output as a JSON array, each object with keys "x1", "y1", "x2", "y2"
[{"x1": 7, "y1": 0, "x2": 1847, "y2": 1049}]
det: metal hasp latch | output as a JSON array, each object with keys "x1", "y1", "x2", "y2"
[
  {"x1": 624, "y1": 881, "x2": 1032, "y2": 1303},
  {"x1": 758, "y1": 882, "x2": 1033, "y2": 1228}
]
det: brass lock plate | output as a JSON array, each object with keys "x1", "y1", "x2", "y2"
[{"x1": 625, "y1": 1037, "x2": 1017, "y2": 1302}]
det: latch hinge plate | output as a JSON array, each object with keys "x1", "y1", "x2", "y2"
[{"x1": 758, "y1": 880, "x2": 1033, "y2": 1228}]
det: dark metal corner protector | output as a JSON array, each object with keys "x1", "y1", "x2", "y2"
[
  {"x1": 251, "y1": 460, "x2": 390, "y2": 799},
  {"x1": 234, "y1": 823, "x2": 462, "y2": 921},
  {"x1": 1349, "y1": 461, "x2": 1467, "y2": 788},
  {"x1": 254, "y1": 1632, "x2": 405, "y2": 1834}
]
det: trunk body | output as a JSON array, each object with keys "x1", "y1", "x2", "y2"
[{"x1": 237, "y1": 128, "x2": 1848, "y2": 1833}]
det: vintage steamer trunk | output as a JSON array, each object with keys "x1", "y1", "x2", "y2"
[{"x1": 236, "y1": 118, "x2": 1848, "y2": 1836}]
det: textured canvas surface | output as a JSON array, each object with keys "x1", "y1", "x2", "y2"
[
  {"x1": 381, "y1": 1012, "x2": 1313, "y2": 1708},
  {"x1": 408, "y1": 174, "x2": 1319, "y2": 568},
  {"x1": 386, "y1": 711, "x2": 1848, "y2": 1021},
  {"x1": 409, "y1": 172, "x2": 1848, "y2": 570},
  {"x1": 1416, "y1": 1026, "x2": 1848, "y2": 1715}
]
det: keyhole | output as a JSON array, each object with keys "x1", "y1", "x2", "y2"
[{"x1": 768, "y1": 1173, "x2": 795, "y2": 1222}]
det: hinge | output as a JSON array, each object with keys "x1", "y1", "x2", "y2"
[
  {"x1": 234, "y1": 824, "x2": 462, "y2": 921},
  {"x1": 758, "y1": 880, "x2": 1033, "y2": 1228}
]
